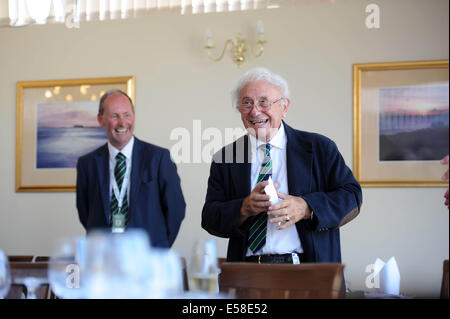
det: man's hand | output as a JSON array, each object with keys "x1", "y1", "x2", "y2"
[
  {"x1": 267, "y1": 192, "x2": 312, "y2": 230},
  {"x1": 239, "y1": 181, "x2": 271, "y2": 225}
]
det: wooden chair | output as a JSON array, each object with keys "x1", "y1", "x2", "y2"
[
  {"x1": 5, "y1": 284, "x2": 27, "y2": 299},
  {"x1": 218, "y1": 257, "x2": 227, "y2": 267},
  {"x1": 180, "y1": 256, "x2": 189, "y2": 291},
  {"x1": 8, "y1": 255, "x2": 34, "y2": 262},
  {"x1": 7, "y1": 262, "x2": 51, "y2": 299},
  {"x1": 441, "y1": 259, "x2": 449, "y2": 299},
  {"x1": 219, "y1": 262, "x2": 345, "y2": 299}
]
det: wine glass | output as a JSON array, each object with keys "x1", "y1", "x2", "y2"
[
  {"x1": 82, "y1": 229, "x2": 153, "y2": 298},
  {"x1": 144, "y1": 248, "x2": 184, "y2": 298},
  {"x1": 188, "y1": 239, "x2": 219, "y2": 295},
  {"x1": 159, "y1": 250, "x2": 184, "y2": 297},
  {"x1": 0, "y1": 250, "x2": 11, "y2": 298},
  {"x1": 48, "y1": 236, "x2": 86, "y2": 299},
  {"x1": 16, "y1": 277, "x2": 47, "y2": 299}
]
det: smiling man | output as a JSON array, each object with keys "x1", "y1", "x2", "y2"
[
  {"x1": 76, "y1": 90, "x2": 185, "y2": 247},
  {"x1": 202, "y1": 68, "x2": 362, "y2": 265}
]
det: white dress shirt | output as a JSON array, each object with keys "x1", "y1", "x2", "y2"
[
  {"x1": 107, "y1": 136, "x2": 134, "y2": 217},
  {"x1": 245, "y1": 125, "x2": 303, "y2": 256}
]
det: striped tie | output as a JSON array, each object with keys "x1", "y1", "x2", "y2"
[
  {"x1": 248, "y1": 143, "x2": 272, "y2": 253},
  {"x1": 111, "y1": 152, "x2": 128, "y2": 227}
]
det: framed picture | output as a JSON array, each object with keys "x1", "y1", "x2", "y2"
[
  {"x1": 16, "y1": 76, "x2": 135, "y2": 192},
  {"x1": 353, "y1": 60, "x2": 449, "y2": 187}
]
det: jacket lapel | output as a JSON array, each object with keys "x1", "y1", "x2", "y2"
[
  {"x1": 129, "y1": 137, "x2": 142, "y2": 224},
  {"x1": 230, "y1": 134, "x2": 251, "y2": 199},
  {"x1": 95, "y1": 144, "x2": 110, "y2": 223},
  {"x1": 283, "y1": 122, "x2": 316, "y2": 261},
  {"x1": 284, "y1": 121, "x2": 312, "y2": 196}
]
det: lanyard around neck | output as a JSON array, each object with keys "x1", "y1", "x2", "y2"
[{"x1": 111, "y1": 158, "x2": 128, "y2": 209}]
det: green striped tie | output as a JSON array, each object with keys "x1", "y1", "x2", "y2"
[
  {"x1": 111, "y1": 152, "x2": 128, "y2": 227},
  {"x1": 248, "y1": 143, "x2": 272, "y2": 253}
]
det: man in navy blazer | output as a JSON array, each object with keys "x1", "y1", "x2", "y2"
[
  {"x1": 202, "y1": 68, "x2": 362, "y2": 263},
  {"x1": 76, "y1": 90, "x2": 185, "y2": 248}
]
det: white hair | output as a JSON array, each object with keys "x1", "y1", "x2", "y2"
[{"x1": 231, "y1": 67, "x2": 290, "y2": 108}]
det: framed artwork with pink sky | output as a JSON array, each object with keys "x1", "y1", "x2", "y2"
[{"x1": 353, "y1": 60, "x2": 448, "y2": 188}]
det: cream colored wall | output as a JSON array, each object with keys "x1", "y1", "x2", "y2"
[{"x1": 0, "y1": 0, "x2": 448, "y2": 297}]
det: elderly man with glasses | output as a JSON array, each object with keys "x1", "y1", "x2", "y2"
[{"x1": 201, "y1": 67, "x2": 362, "y2": 265}]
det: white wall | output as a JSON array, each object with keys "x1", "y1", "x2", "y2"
[{"x1": 0, "y1": 0, "x2": 448, "y2": 297}]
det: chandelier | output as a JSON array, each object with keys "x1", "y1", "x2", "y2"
[{"x1": 205, "y1": 20, "x2": 267, "y2": 67}]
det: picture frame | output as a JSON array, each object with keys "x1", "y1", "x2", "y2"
[
  {"x1": 16, "y1": 76, "x2": 135, "y2": 192},
  {"x1": 353, "y1": 60, "x2": 448, "y2": 187}
]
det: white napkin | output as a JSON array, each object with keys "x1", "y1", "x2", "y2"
[
  {"x1": 264, "y1": 176, "x2": 280, "y2": 204},
  {"x1": 372, "y1": 256, "x2": 401, "y2": 295}
]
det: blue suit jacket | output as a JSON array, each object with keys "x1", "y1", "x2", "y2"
[
  {"x1": 76, "y1": 137, "x2": 186, "y2": 248},
  {"x1": 201, "y1": 122, "x2": 362, "y2": 262}
]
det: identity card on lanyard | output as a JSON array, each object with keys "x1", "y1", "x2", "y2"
[{"x1": 111, "y1": 174, "x2": 128, "y2": 233}]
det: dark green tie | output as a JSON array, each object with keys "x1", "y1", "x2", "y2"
[
  {"x1": 110, "y1": 152, "x2": 128, "y2": 227},
  {"x1": 247, "y1": 143, "x2": 272, "y2": 253}
]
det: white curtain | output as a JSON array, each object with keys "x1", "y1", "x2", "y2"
[{"x1": 6, "y1": 0, "x2": 280, "y2": 27}]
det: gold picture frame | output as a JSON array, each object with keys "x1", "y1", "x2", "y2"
[
  {"x1": 353, "y1": 60, "x2": 448, "y2": 188},
  {"x1": 16, "y1": 76, "x2": 135, "y2": 192}
]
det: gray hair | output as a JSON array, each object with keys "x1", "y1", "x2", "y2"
[
  {"x1": 98, "y1": 89, "x2": 134, "y2": 115},
  {"x1": 231, "y1": 67, "x2": 290, "y2": 108}
]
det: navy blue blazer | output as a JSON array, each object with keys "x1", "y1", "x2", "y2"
[
  {"x1": 76, "y1": 137, "x2": 186, "y2": 248},
  {"x1": 201, "y1": 122, "x2": 362, "y2": 262}
]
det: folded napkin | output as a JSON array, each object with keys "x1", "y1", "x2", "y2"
[
  {"x1": 372, "y1": 256, "x2": 401, "y2": 295},
  {"x1": 264, "y1": 177, "x2": 281, "y2": 204}
]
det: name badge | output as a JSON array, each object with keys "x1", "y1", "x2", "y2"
[{"x1": 112, "y1": 215, "x2": 125, "y2": 233}]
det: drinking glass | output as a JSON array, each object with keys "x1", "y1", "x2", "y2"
[
  {"x1": 144, "y1": 248, "x2": 184, "y2": 298},
  {"x1": 83, "y1": 229, "x2": 153, "y2": 298},
  {"x1": 188, "y1": 239, "x2": 219, "y2": 295},
  {"x1": 0, "y1": 250, "x2": 11, "y2": 298},
  {"x1": 15, "y1": 277, "x2": 47, "y2": 299}
]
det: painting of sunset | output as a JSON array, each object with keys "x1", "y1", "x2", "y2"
[
  {"x1": 379, "y1": 84, "x2": 449, "y2": 161},
  {"x1": 36, "y1": 101, "x2": 107, "y2": 169}
]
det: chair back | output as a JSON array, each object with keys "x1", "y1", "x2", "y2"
[
  {"x1": 219, "y1": 262, "x2": 344, "y2": 299},
  {"x1": 180, "y1": 256, "x2": 189, "y2": 291},
  {"x1": 8, "y1": 255, "x2": 34, "y2": 262}
]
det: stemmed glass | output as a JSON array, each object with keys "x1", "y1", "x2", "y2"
[
  {"x1": 82, "y1": 229, "x2": 153, "y2": 298},
  {"x1": 144, "y1": 248, "x2": 184, "y2": 298},
  {"x1": 16, "y1": 277, "x2": 47, "y2": 299},
  {"x1": 0, "y1": 250, "x2": 11, "y2": 299},
  {"x1": 188, "y1": 239, "x2": 219, "y2": 295}
]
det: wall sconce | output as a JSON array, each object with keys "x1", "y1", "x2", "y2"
[{"x1": 204, "y1": 21, "x2": 267, "y2": 68}]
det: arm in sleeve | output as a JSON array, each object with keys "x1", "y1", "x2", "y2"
[
  {"x1": 159, "y1": 150, "x2": 186, "y2": 247},
  {"x1": 76, "y1": 158, "x2": 88, "y2": 230},
  {"x1": 302, "y1": 139, "x2": 362, "y2": 231},
  {"x1": 201, "y1": 161, "x2": 248, "y2": 239}
]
